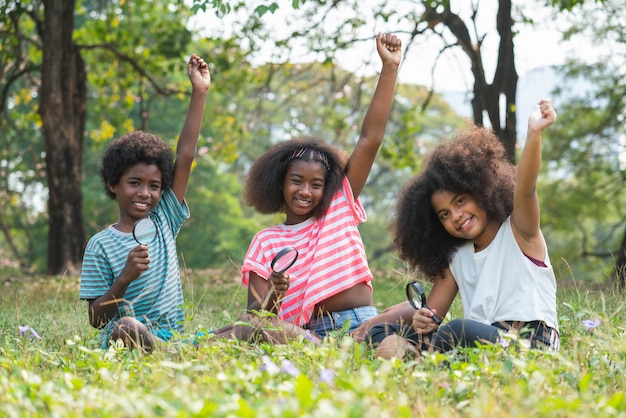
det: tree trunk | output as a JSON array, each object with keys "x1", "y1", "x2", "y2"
[
  {"x1": 423, "y1": 0, "x2": 518, "y2": 163},
  {"x1": 39, "y1": 0, "x2": 86, "y2": 275},
  {"x1": 492, "y1": 0, "x2": 518, "y2": 163}
]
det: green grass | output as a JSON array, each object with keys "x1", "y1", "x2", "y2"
[{"x1": 1, "y1": 269, "x2": 625, "y2": 417}]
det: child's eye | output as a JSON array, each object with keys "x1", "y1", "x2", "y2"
[
  {"x1": 456, "y1": 197, "x2": 465, "y2": 205},
  {"x1": 313, "y1": 183, "x2": 323, "y2": 189},
  {"x1": 439, "y1": 212, "x2": 449, "y2": 220},
  {"x1": 290, "y1": 179, "x2": 302, "y2": 185}
]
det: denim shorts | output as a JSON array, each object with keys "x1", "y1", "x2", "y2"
[{"x1": 306, "y1": 306, "x2": 378, "y2": 337}]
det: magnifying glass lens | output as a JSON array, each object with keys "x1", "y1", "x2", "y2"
[
  {"x1": 405, "y1": 281, "x2": 441, "y2": 324},
  {"x1": 271, "y1": 247, "x2": 299, "y2": 274},
  {"x1": 406, "y1": 282, "x2": 425, "y2": 310},
  {"x1": 133, "y1": 218, "x2": 157, "y2": 245}
]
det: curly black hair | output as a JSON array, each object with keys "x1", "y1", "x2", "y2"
[
  {"x1": 243, "y1": 136, "x2": 349, "y2": 219},
  {"x1": 100, "y1": 131, "x2": 174, "y2": 200},
  {"x1": 393, "y1": 126, "x2": 516, "y2": 278}
]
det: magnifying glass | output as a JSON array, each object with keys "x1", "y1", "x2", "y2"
[
  {"x1": 132, "y1": 217, "x2": 158, "y2": 245},
  {"x1": 406, "y1": 281, "x2": 441, "y2": 325},
  {"x1": 260, "y1": 246, "x2": 299, "y2": 310},
  {"x1": 270, "y1": 246, "x2": 299, "y2": 274}
]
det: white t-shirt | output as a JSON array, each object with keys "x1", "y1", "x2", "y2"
[{"x1": 449, "y1": 217, "x2": 558, "y2": 331}]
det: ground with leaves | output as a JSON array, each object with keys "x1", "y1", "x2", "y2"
[{"x1": 0, "y1": 270, "x2": 624, "y2": 417}]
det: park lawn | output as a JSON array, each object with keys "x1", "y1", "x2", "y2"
[{"x1": 0, "y1": 268, "x2": 625, "y2": 417}]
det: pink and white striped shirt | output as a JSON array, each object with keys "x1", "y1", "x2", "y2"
[{"x1": 242, "y1": 176, "x2": 374, "y2": 326}]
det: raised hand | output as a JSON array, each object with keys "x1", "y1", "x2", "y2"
[
  {"x1": 376, "y1": 32, "x2": 402, "y2": 67},
  {"x1": 528, "y1": 98, "x2": 557, "y2": 133},
  {"x1": 188, "y1": 54, "x2": 211, "y2": 91}
]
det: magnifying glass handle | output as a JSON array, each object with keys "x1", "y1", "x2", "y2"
[{"x1": 421, "y1": 303, "x2": 441, "y2": 325}]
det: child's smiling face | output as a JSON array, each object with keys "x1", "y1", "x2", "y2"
[
  {"x1": 282, "y1": 159, "x2": 326, "y2": 225},
  {"x1": 108, "y1": 162, "x2": 162, "y2": 230},
  {"x1": 431, "y1": 189, "x2": 499, "y2": 251}
]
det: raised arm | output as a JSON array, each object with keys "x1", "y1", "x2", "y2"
[
  {"x1": 171, "y1": 54, "x2": 211, "y2": 203},
  {"x1": 346, "y1": 32, "x2": 401, "y2": 198},
  {"x1": 511, "y1": 99, "x2": 556, "y2": 259}
]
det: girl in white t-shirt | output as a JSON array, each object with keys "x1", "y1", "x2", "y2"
[{"x1": 361, "y1": 99, "x2": 560, "y2": 359}]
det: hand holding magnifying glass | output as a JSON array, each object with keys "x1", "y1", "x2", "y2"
[
  {"x1": 123, "y1": 217, "x2": 158, "y2": 281},
  {"x1": 261, "y1": 247, "x2": 299, "y2": 310},
  {"x1": 406, "y1": 281, "x2": 441, "y2": 325}
]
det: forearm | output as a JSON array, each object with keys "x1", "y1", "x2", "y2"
[
  {"x1": 360, "y1": 63, "x2": 399, "y2": 143},
  {"x1": 516, "y1": 129, "x2": 543, "y2": 195},
  {"x1": 176, "y1": 89, "x2": 208, "y2": 159},
  {"x1": 265, "y1": 292, "x2": 283, "y2": 314},
  {"x1": 351, "y1": 301, "x2": 415, "y2": 342},
  {"x1": 88, "y1": 278, "x2": 132, "y2": 328}
]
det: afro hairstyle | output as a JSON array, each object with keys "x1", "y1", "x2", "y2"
[
  {"x1": 100, "y1": 131, "x2": 174, "y2": 200},
  {"x1": 393, "y1": 126, "x2": 516, "y2": 278}
]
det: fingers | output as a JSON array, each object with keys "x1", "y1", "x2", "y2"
[
  {"x1": 196, "y1": 56, "x2": 208, "y2": 70},
  {"x1": 269, "y1": 272, "x2": 290, "y2": 293},
  {"x1": 411, "y1": 308, "x2": 439, "y2": 334},
  {"x1": 190, "y1": 56, "x2": 205, "y2": 67},
  {"x1": 377, "y1": 32, "x2": 402, "y2": 51},
  {"x1": 528, "y1": 98, "x2": 557, "y2": 131},
  {"x1": 538, "y1": 98, "x2": 557, "y2": 120},
  {"x1": 124, "y1": 245, "x2": 150, "y2": 280},
  {"x1": 188, "y1": 54, "x2": 209, "y2": 72}
]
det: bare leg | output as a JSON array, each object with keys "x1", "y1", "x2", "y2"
[
  {"x1": 257, "y1": 317, "x2": 322, "y2": 345},
  {"x1": 350, "y1": 301, "x2": 415, "y2": 343},
  {"x1": 111, "y1": 317, "x2": 162, "y2": 353},
  {"x1": 211, "y1": 313, "x2": 321, "y2": 345},
  {"x1": 375, "y1": 334, "x2": 420, "y2": 360}
]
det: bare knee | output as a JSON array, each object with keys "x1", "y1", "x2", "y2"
[
  {"x1": 375, "y1": 335, "x2": 419, "y2": 360},
  {"x1": 111, "y1": 317, "x2": 157, "y2": 352}
]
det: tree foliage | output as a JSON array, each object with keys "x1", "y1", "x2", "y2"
[
  {"x1": 10, "y1": 0, "x2": 621, "y2": 283},
  {"x1": 190, "y1": 0, "x2": 624, "y2": 285},
  {"x1": 0, "y1": 0, "x2": 203, "y2": 273},
  {"x1": 543, "y1": 0, "x2": 625, "y2": 285},
  {"x1": 192, "y1": 1, "x2": 530, "y2": 163}
]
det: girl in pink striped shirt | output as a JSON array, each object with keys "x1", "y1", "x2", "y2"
[{"x1": 238, "y1": 32, "x2": 402, "y2": 339}]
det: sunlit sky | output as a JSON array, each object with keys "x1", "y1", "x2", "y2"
[{"x1": 190, "y1": 1, "x2": 600, "y2": 92}]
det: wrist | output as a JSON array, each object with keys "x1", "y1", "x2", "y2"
[
  {"x1": 191, "y1": 88, "x2": 209, "y2": 96},
  {"x1": 526, "y1": 127, "x2": 544, "y2": 137},
  {"x1": 381, "y1": 62, "x2": 400, "y2": 71}
]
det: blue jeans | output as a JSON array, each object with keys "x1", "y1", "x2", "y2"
[{"x1": 306, "y1": 306, "x2": 378, "y2": 337}]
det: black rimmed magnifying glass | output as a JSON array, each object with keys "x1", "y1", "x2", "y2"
[
  {"x1": 406, "y1": 281, "x2": 441, "y2": 325},
  {"x1": 260, "y1": 246, "x2": 299, "y2": 310},
  {"x1": 270, "y1": 246, "x2": 299, "y2": 274},
  {"x1": 132, "y1": 217, "x2": 158, "y2": 246}
]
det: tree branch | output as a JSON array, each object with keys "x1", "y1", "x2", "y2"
[{"x1": 78, "y1": 43, "x2": 182, "y2": 96}]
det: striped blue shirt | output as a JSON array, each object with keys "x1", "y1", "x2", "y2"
[{"x1": 80, "y1": 188, "x2": 189, "y2": 346}]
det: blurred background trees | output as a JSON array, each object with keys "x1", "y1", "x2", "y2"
[{"x1": 0, "y1": 0, "x2": 623, "y2": 288}]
